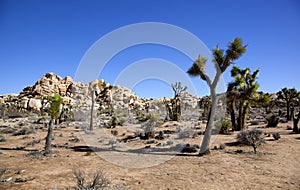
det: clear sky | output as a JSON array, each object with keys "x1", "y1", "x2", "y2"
[{"x1": 0, "y1": 0, "x2": 299, "y2": 98}]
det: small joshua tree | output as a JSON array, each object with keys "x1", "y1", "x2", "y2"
[
  {"x1": 277, "y1": 88, "x2": 300, "y2": 121},
  {"x1": 164, "y1": 82, "x2": 187, "y2": 121},
  {"x1": 237, "y1": 129, "x2": 265, "y2": 154},
  {"x1": 44, "y1": 94, "x2": 62, "y2": 155}
]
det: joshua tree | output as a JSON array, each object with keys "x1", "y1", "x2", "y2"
[
  {"x1": 40, "y1": 95, "x2": 49, "y2": 116},
  {"x1": 0, "y1": 103, "x2": 6, "y2": 122},
  {"x1": 44, "y1": 93, "x2": 62, "y2": 155},
  {"x1": 293, "y1": 111, "x2": 300, "y2": 133},
  {"x1": 199, "y1": 96, "x2": 211, "y2": 120},
  {"x1": 277, "y1": 88, "x2": 300, "y2": 121},
  {"x1": 90, "y1": 85, "x2": 96, "y2": 131},
  {"x1": 292, "y1": 96, "x2": 300, "y2": 133},
  {"x1": 164, "y1": 82, "x2": 187, "y2": 121},
  {"x1": 187, "y1": 38, "x2": 247, "y2": 155},
  {"x1": 227, "y1": 66, "x2": 262, "y2": 131}
]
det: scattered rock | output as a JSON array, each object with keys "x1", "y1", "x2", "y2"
[
  {"x1": 15, "y1": 177, "x2": 34, "y2": 183},
  {"x1": 69, "y1": 136, "x2": 80, "y2": 143}
]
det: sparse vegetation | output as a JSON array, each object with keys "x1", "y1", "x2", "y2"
[
  {"x1": 141, "y1": 114, "x2": 160, "y2": 139},
  {"x1": 0, "y1": 135, "x2": 6, "y2": 142},
  {"x1": 72, "y1": 167, "x2": 109, "y2": 189},
  {"x1": 215, "y1": 119, "x2": 232, "y2": 134},
  {"x1": 272, "y1": 133, "x2": 281, "y2": 140},
  {"x1": 237, "y1": 129, "x2": 265, "y2": 153},
  {"x1": 266, "y1": 114, "x2": 279, "y2": 127}
]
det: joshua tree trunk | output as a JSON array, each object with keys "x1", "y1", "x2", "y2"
[
  {"x1": 200, "y1": 90, "x2": 217, "y2": 155},
  {"x1": 293, "y1": 111, "x2": 300, "y2": 133},
  {"x1": 287, "y1": 101, "x2": 291, "y2": 121},
  {"x1": 45, "y1": 119, "x2": 53, "y2": 154},
  {"x1": 90, "y1": 90, "x2": 95, "y2": 131},
  {"x1": 237, "y1": 102, "x2": 243, "y2": 131},
  {"x1": 229, "y1": 101, "x2": 236, "y2": 131},
  {"x1": 241, "y1": 103, "x2": 249, "y2": 130},
  {"x1": 2, "y1": 107, "x2": 5, "y2": 122}
]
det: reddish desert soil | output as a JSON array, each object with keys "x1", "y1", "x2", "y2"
[{"x1": 0, "y1": 120, "x2": 299, "y2": 190}]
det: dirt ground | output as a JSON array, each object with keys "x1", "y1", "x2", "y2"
[{"x1": 0, "y1": 119, "x2": 299, "y2": 190}]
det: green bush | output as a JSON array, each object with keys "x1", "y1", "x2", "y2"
[
  {"x1": 215, "y1": 119, "x2": 232, "y2": 134},
  {"x1": 266, "y1": 114, "x2": 279, "y2": 127},
  {"x1": 108, "y1": 115, "x2": 119, "y2": 128}
]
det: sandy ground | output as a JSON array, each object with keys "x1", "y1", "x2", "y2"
[{"x1": 0, "y1": 119, "x2": 299, "y2": 190}]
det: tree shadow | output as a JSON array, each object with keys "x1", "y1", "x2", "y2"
[
  {"x1": 224, "y1": 141, "x2": 241, "y2": 146},
  {"x1": 69, "y1": 144, "x2": 201, "y2": 157},
  {"x1": 0, "y1": 147, "x2": 38, "y2": 152}
]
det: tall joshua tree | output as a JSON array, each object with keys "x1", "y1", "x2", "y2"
[
  {"x1": 45, "y1": 94, "x2": 62, "y2": 155},
  {"x1": 277, "y1": 88, "x2": 300, "y2": 121},
  {"x1": 187, "y1": 38, "x2": 247, "y2": 155},
  {"x1": 227, "y1": 66, "x2": 261, "y2": 131}
]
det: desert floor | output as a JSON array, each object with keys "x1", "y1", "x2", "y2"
[{"x1": 0, "y1": 119, "x2": 299, "y2": 190}]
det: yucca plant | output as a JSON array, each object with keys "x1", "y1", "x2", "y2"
[{"x1": 44, "y1": 93, "x2": 62, "y2": 155}]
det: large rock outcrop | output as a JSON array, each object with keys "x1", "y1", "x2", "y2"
[{"x1": 19, "y1": 72, "x2": 73, "y2": 98}]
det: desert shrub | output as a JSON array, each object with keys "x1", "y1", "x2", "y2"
[
  {"x1": 0, "y1": 135, "x2": 6, "y2": 142},
  {"x1": 12, "y1": 127, "x2": 36, "y2": 136},
  {"x1": 7, "y1": 106, "x2": 28, "y2": 118},
  {"x1": 136, "y1": 111, "x2": 151, "y2": 122},
  {"x1": 141, "y1": 114, "x2": 160, "y2": 139},
  {"x1": 118, "y1": 116, "x2": 127, "y2": 126},
  {"x1": 26, "y1": 139, "x2": 40, "y2": 146},
  {"x1": 72, "y1": 167, "x2": 109, "y2": 189},
  {"x1": 215, "y1": 119, "x2": 232, "y2": 134},
  {"x1": 26, "y1": 150, "x2": 44, "y2": 159},
  {"x1": 272, "y1": 132, "x2": 281, "y2": 140},
  {"x1": 250, "y1": 120, "x2": 260, "y2": 125},
  {"x1": 178, "y1": 128, "x2": 194, "y2": 139},
  {"x1": 0, "y1": 126, "x2": 16, "y2": 134},
  {"x1": 266, "y1": 114, "x2": 279, "y2": 127},
  {"x1": 0, "y1": 168, "x2": 6, "y2": 180},
  {"x1": 237, "y1": 129, "x2": 265, "y2": 153}
]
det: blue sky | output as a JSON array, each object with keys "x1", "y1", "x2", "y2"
[{"x1": 0, "y1": 0, "x2": 299, "y2": 98}]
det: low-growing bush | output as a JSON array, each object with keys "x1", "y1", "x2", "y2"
[
  {"x1": 0, "y1": 135, "x2": 6, "y2": 142},
  {"x1": 12, "y1": 127, "x2": 36, "y2": 136},
  {"x1": 237, "y1": 129, "x2": 265, "y2": 153},
  {"x1": 141, "y1": 114, "x2": 160, "y2": 139},
  {"x1": 72, "y1": 167, "x2": 109, "y2": 189},
  {"x1": 272, "y1": 132, "x2": 281, "y2": 140},
  {"x1": 215, "y1": 119, "x2": 232, "y2": 134},
  {"x1": 178, "y1": 128, "x2": 194, "y2": 139},
  {"x1": 0, "y1": 126, "x2": 16, "y2": 134},
  {"x1": 266, "y1": 114, "x2": 279, "y2": 127}
]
